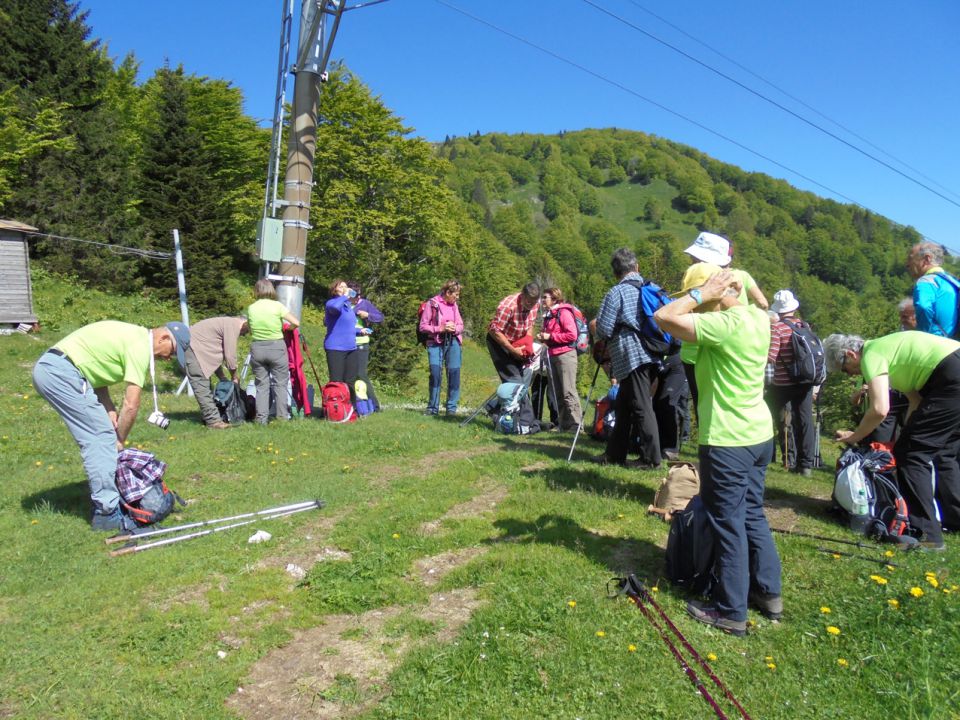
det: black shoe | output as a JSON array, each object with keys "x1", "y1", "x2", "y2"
[
  {"x1": 686, "y1": 600, "x2": 747, "y2": 636},
  {"x1": 748, "y1": 590, "x2": 783, "y2": 621},
  {"x1": 625, "y1": 459, "x2": 662, "y2": 471}
]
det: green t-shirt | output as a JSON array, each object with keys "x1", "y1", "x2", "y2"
[
  {"x1": 55, "y1": 321, "x2": 150, "y2": 388},
  {"x1": 680, "y1": 339, "x2": 698, "y2": 365},
  {"x1": 693, "y1": 305, "x2": 773, "y2": 447},
  {"x1": 246, "y1": 299, "x2": 289, "y2": 341},
  {"x1": 861, "y1": 331, "x2": 960, "y2": 393}
]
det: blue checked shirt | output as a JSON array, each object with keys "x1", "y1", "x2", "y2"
[{"x1": 595, "y1": 272, "x2": 654, "y2": 381}]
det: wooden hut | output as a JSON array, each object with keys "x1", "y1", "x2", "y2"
[{"x1": 0, "y1": 219, "x2": 39, "y2": 328}]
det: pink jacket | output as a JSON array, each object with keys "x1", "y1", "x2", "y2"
[
  {"x1": 419, "y1": 294, "x2": 464, "y2": 346},
  {"x1": 543, "y1": 304, "x2": 578, "y2": 357}
]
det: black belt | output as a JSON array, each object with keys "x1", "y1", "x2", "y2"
[{"x1": 46, "y1": 348, "x2": 76, "y2": 367}]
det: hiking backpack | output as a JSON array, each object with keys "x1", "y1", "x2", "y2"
[
  {"x1": 591, "y1": 396, "x2": 616, "y2": 441},
  {"x1": 354, "y1": 380, "x2": 375, "y2": 416},
  {"x1": 552, "y1": 303, "x2": 590, "y2": 354},
  {"x1": 665, "y1": 495, "x2": 715, "y2": 595},
  {"x1": 213, "y1": 380, "x2": 252, "y2": 424},
  {"x1": 493, "y1": 382, "x2": 532, "y2": 434},
  {"x1": 781, "y1": 318, "x2": 827, "y2": 385},
  {"x1": 115, "y1": 449, "x2": 184, "y2": 526},
  {"x1": 652, "y1": 462, "x2": 701, "y2": 518},
  {"x1": 416, "y1": 299, "x2": 440, "y2": 346},
  {"x1": 321, "y1": 381, "x2": 356, "y2": 423},
  {"x1": 623, "y1": 278, "x2": 677, "y2": 358},
  {"x1": 834, "y1": 446, "x2": 910, "y2": 540}
]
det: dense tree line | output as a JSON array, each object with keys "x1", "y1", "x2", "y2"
[{"x1": 2, "y1": 0, "x2": 947, "y2": 392}]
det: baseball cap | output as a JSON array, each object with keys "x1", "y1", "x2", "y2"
[{"x1": 165, "y1": 321, "x2": 191, "y2": 368}]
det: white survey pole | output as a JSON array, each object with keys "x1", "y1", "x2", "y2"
[{"x1": 172, "y1": 228, "x2": 194, "y2": 397}]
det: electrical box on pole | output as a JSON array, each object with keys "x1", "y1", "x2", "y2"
[{"x1": 256, "y1": 217, "x2": 284, "y2": 262}]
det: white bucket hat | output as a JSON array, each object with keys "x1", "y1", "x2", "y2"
[
  {"x1": 684, "y1": 232, "x2": 732, "y2": 267},
  {"x1": 770, "y1": 289, "x2": 800, "y2": 315}
]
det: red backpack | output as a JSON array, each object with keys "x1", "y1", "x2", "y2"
[{"x1": 321, "y1": 382, "x2": 356, "y2": 423}]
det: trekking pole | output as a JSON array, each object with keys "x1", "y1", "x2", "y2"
[
  {"x1": 109, "y1": 503, "x2": 322, "y2": 557},
  {"x1": 615, "y1": 576, "x2": 750, "y2": 720},
  {"x1": 770, "y1": 527, "x2": 882, "y2": 550},
  {"x1": 816, "y1": 546, "x2": 898, "y2": 568},
  {"x1": 104, "y1": 499, "x2": 323, "y2": 545},
  {"x1": 459, "y1": 390, "x2": 498, "y2": 427},
  {"x1": 567, "y1": 363, "x2": 602, "y2": 462},
  {"x1": 298, "y1": 330, "x2": 326, "y2": 390}
]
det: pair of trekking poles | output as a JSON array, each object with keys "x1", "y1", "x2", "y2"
[{"x1": 105, "y1": 499, "x2": 325, "y2": 557}]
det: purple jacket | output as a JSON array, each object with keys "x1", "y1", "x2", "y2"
[{"x1": 324, "y1": 295, "x2": 358, "y2": 351}]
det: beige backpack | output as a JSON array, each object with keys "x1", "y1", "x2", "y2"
[{"x1": 648, "y1": 461, "x2": 700, "y2": 522}]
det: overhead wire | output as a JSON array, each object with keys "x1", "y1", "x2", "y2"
[
  {"x1": 23, "y1": 230, "x2": 172, "y2": 259},
  {"x1": 580, "y1": 0, "x2": 960, "y2": 212},
  {"x1": 432, "y1": 0, "x2": 956, "y2": 252},
  {"x1": 622, "y1": 0, "x2": 960, "y2": 205}
]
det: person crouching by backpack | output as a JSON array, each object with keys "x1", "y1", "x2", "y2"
[
  {"x1": 826, "y1": 331, "x2": 960, "y2": 551},
  {"x1": 487, "y1": 283, "x2": 540, "y2": 429},
  {"x1": 654, "y1": 265, "x2": 781, "y2": 636},
  {"x1": 536, "y1": 287, "x2": 582, "y2": 431},
  {"x1": 347, "y1": 281, "x2": 384, "y2": 412},
  {"x1": 420, "y1": 279, "x2": 464, "y2": 416},
  {"x1": 766, "y1": 290, "x2": 817, "y2": 477},
  {"x1": 248, "y1": 279, "x2": 300, "y2": 425},
  {"x1": 324, "y1": 279, "x2": 360, "y2": 401},
  {"x1": 32, "y1": 320, "x2": 191, "y2": 531},
  {"x1": 184, "y1": 316, "x2": 249, "y2": 429},
  {"x1": 592, "y1": 248, "x2": 662, "y2": 469}
]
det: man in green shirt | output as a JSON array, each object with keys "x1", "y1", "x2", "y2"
[
  {"x1": 655, "y1": 266, "x2": 781, "y2": 636},
  {"x1": 825, "y1": 331, "x2": 960, "y2": 550},
  {"x1": 32, "y1": 320, "x2": 190, "y2": 531}
]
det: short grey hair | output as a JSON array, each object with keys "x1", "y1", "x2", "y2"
[
  {"x1": 822, "y1": 333, "x2": 865, "y2": 373},
  {"x1": 611, "y1": 247, "x2": 638, "y2": 278},
  {"x1": 912, "y1": 241, "x2": 944, "y2": 266},
  {"x1": 897, "y1": 297, "x2": 914, "y2": 313}
]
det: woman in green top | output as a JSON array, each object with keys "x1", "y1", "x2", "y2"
[
  {"x1": 825, "y1": 331, "x2": 960, "y2": 550},
  {"x1": 247, "y1": 279, "x2": 300, "y2": 424}
]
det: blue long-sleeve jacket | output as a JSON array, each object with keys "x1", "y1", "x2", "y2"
[{"x1": 914, "y1": 266, "x2": 959, "y2": 338}]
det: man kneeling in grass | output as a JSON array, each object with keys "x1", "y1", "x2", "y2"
[{"x1": 654, "y1": 265, "x2": 782, "y2": 636}]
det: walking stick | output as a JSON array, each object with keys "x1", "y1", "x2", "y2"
[
  {"x1": 460, "y1": 390, "x2": 498, "y2": 427},
  {"x1": 104, "y1": 499, "x2": 323, "y2": 545},
  {"x1": 298, "y1": 330, "x2": 326, "y2": 390},
  {"x1": 109, "y1": 502, "x2": 323, "y2": 557},
  {"x1": 567, "y1": 363, "x2": 602, "y2": 462}
]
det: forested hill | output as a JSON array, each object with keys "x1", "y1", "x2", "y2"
[
  {"x1": 0, "y1": 1, "x2": 938, "y2": 383},
  {"x1": 439, "y1": 128, "x2": 926, "y2": 340}
]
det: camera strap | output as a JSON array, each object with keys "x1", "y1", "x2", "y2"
[{"x1": 148, "y1": 330, "x2": 161, "y2": 416}]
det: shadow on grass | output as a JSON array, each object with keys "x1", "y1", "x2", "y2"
[
  {"x1": 488, "y1": 513, "x2": 664, "y2": 578},
  {"x1": 21, "y1": 480, "x2": 89, "y2": 519},
  {"x1": 531, "y1": 464, "x2": 657, "y2": 504}
]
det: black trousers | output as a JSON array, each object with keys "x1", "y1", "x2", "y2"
[
  {"x1": 325, "y1": 349, "x2": 359, "y2": 401},
  {"x1": 486, "y1": 335, "x2": 536, "y2": 429},
  {"x1": 868, "y1": 390, "x2": 910, "y2": 444},
  {"x1": 654, "y1": 353, "x2": 688, "y2": 454},
  {"x1": 606, "y1": 363, "x2": 661, "y2": 465},
  {"x1": 894, "y1": 350, "x2": 960, "y2": 543},
  {"x1": 766, "y1": 383, "x2": 816, "y2": 471}
]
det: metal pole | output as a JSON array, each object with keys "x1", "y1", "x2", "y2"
[
  {"x1": 567, "y1": 363, "x2": 602, "y2": 462},
  {"x1": 172, "y1": 229, "x2": 193, "y2": 397}
]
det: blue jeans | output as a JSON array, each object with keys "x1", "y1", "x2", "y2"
[
  {"x1": 427, "y1": 340, "x2": 461, "y2": 413},
  {"x1": 699, "y1": 440, "x2": 781, "y2": 621},
  {"x1": 32, "y1": 352, "x2": 121, "y2": 516}
]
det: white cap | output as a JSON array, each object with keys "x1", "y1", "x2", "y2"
[
  {"x1": 684, "y1": 232, "x2": 732, "y2": 267},
  {"x1": 771, "y1": 289, "x2": 800, "y2": 315}
]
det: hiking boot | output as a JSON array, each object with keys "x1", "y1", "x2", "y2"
[
  {"x1": 686, "y1": 600, "x2": 747, "y2": 637},
  {"x1": 91, "y1": 508, "x2": 124, "y2": 532},
  {"x1": 748, "y1": 590, "x2": 783, "y2": 621},
  {"x1": 423, "y1": 409, "x2": 438, "y2": 416},
  {"x1": 914, "y1": 540, "x2": 946, "y2": 552},
  {"x1": 206, "y1": 421, "x2": 231, "y2": 429},
  {"x1": 590, "y1": 453, "x2": 614, "y2": 466},
  {"x1": 664, "y1": 450, "x2": 680, "y2": 461},
  {"x1": 625, "y1": 459, "x2": 661, "y2": 471}
]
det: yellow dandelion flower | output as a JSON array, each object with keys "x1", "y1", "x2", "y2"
[
  {"x1": 926, "y1": 576, "x2": 939, "y2": 589},
  {"x1": 924, "y1": 570, "x2": 936, "y2": 577},
  {"x1": 567, "y1": 601, "x2": 577, "y2": 608},
  {"x1": 270, "y1": 460, "x2": 277, "y2": 465},
  {"x1": 952, "y1": 585, "x2": 959, "y2": 592},
  {"x1": 34, "y1": 461, "x2": 42, "y2": 467},
  {"x1": 391, "y1": 533, "x2": 400, "y2": 539},
  {"x1": 746, "y1": 619, "x2": 757, "y2": 628},
  {"x1": 910, "y1": 587, "x2": 924, "y2": 598},
  {"x1": 628, "y1": 644, "x2": 637, "y2": 653},
  {"x1": 837, "y1": 658, "x2": 849, "y2": 668},
  {"x1": 342, "y1": 465, "x2": 351, "y2": 471},
  {"x1": 256, "y1": 447, "x2": 262, "y2": 451},
  {"x1": 884, "y1": 550, "x2": 894, "y2": 558},
  {"x1": 869, "y1": 575, "x2": 888, "y2": 585},
  {"x1": 826, "y1": 626, "x2": 841, "y2": 636},
  {"x1": 885, "y1": 565, "x2": 896, "y2": 572},
  {"x1": 22, "y1": 394, "x2": 29, "y2": 399},
  {"x1": 767, "y1": 663, "x2": 776, "y2": 670},
  {"x1": 706, "y1": 653, "x2": 718, "y2": 662},
  {"x1": 764, "y1": 656, "x2": 774, "y2": 662},
  {"x1": 887, "y1": 599, "x2": 899, "y2": 609},
  {"x1": 943, "y1": 588, "x2": 951, "y2": 595},
  {"x1": 651, "y1": 586, "x2": 659, "y2": 593},
  {"x1": 596, "y1": 630, "x2": 606, "y2": 638},
  {"x1": 617, "y1": 513, "x2": 625, "y2": 519},
  {"x1": 832, "y1": 553, "x2": 841, "y2": 559},
  {"x1": 820, "y1": 606, "x2": 831, "y2": 614},
  {"x1": 168, "y1": 436, "x2": 175, "y2": 441},
  {"x1": 30, "y1": 519, "x2": 39, "y2": 525}
]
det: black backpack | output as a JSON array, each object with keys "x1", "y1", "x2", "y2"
[
  {"x1": 781, "y1": 318, "x2": 826, "y2": 385},
  {"x1": 214, "y1": 381, "x2": 253, "y2": 424},
  {"x1": 665, "y1": 495, "x2": 715, "y2": 595}
]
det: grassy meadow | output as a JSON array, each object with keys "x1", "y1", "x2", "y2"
[{"x1": 1, "y1": 275, "x2": 958, "y2": 719}]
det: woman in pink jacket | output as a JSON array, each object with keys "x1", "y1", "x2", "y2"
[
  {"x1": 419, "y1": 279, "x2": 464, "y2": 415},
  {"x1": 536, "y1": 287, "x2": 582, "y2": 431}
]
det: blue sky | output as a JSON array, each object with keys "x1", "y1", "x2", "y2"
[{"x1": 83, "y1": 0, "x2": 960, "y2": 253}]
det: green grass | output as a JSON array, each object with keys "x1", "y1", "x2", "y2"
[{"x1": 2, "y1": 277, "x2": 959, "y2": 719}]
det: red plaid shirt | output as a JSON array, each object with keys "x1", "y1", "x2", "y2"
[{"x1": 488, "y1": 293, "x2": 539, "y2": 344}]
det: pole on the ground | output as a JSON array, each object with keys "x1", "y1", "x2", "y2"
[
  {"x1": 460, "y1": 390, "x2": 498, "y2": 428},
  {"x1": 567, "y1": 363, "x2": 602, "y2": 462}
]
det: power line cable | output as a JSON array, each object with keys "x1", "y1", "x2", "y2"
[
  {"x1": 580, "y1": 0, "x2": 960, "y2": 212},
  {"x1": 24, "y1": 230, "x2": 173, "y2": 259},
  {"x1": 622, "y1": 0, "x2": 960, "y2": 204}
]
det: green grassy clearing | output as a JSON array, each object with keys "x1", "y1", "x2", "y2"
[{"x1": 1, "y1": 279, "x2": 958, "y2": 719}]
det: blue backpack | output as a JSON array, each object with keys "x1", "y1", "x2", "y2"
[{"x1": 624, "y1": 278, "x2": 677, "y2": 357}]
